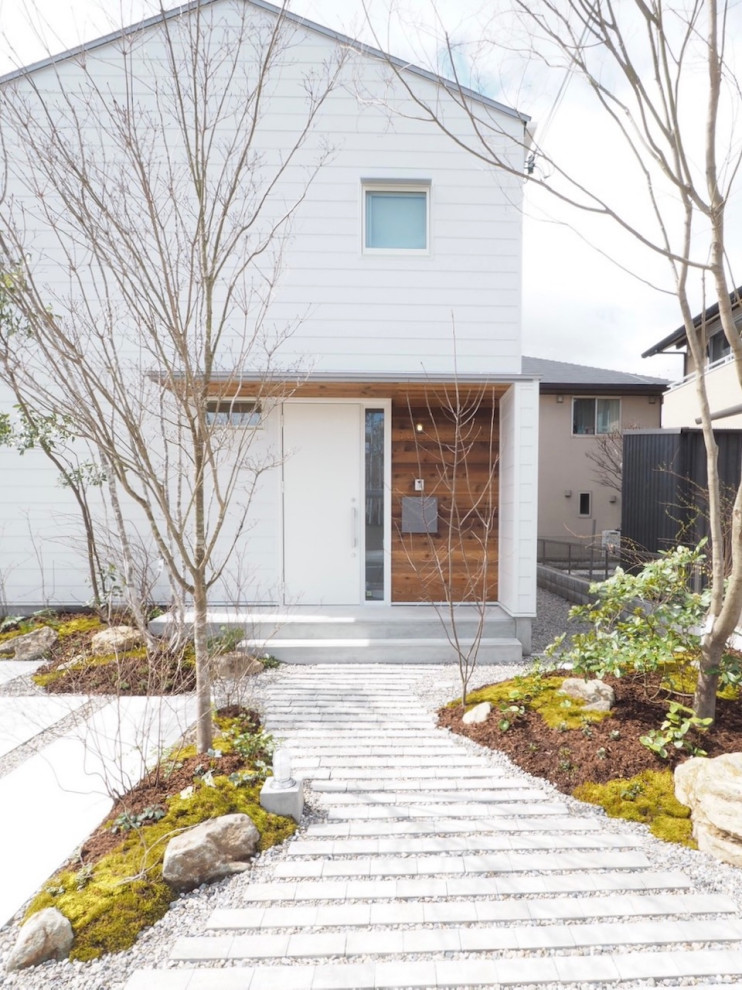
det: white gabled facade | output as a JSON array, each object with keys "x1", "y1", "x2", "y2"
[{"x1": 0, "y1": 0, "x2": 538, "y2": 651}]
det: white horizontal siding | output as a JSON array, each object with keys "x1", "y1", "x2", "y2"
[
  {"x1": 0, "y1": 0, "x2": 527, "y2": 605},
  {"x1": 2, "y1": 1, "x2": 524, "y2": 380}
]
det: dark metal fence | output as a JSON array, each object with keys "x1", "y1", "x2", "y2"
[{"x1": 537, "y1": 538, "x2": 620, "y2": 582}]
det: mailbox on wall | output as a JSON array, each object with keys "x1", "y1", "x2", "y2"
[{"x1": 401, "y1": 496, "x2": 439, "y2": 534}]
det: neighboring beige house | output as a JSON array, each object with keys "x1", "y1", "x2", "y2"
[
  {"x1": 643, "y1": 288, "x2": 742, "y2": 428},
  {"x1": 523, "y1": 357, "x2": 667, "y2": 542}
]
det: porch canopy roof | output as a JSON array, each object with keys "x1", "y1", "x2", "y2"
[{"x1": 203, "y1": 371, "x2": 533, "y2": 401}]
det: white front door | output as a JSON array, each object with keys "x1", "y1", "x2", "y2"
[{"x1": 282, "y1": 402, "x2": 362, "y2": 605}]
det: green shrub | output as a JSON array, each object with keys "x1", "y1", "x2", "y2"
[{"x1": 545, "y1": 545, "x2": 710, "y2": 684}]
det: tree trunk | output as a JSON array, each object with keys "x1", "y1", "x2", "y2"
[
  {"x1": 105, "y1": 463, "x2": 154, "y2": 647},
  {"x1": 193, "y1": 571, "x2": 213, "y2": 753},
  {"x1": 694, "y1": 638, "x2": 722, "y2": 719}
]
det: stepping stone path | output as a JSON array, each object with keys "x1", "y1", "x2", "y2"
[{"x1": 126, "y1": 665, "x2": 742, "y2": 989}]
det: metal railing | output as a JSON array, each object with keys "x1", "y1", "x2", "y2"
[{"x1": 537, "y1": 538, "x2": 620, "y2": 582}]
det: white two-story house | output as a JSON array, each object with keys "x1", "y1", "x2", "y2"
[{"x1": 0, "y1": 0, "x2": 538, "y2": 659}]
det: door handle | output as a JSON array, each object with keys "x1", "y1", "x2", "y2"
[{"x1": 352, "y1": 503, "x2": 358, "y2": 549}]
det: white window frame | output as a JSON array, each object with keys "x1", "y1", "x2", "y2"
[
  {"x1": 205, "y1": 398, "x2": 262, "y2": 428},
  {"x1": 571, "y1": 396, "x2": 621, "y2": 436},
  {"x1": 362, "y1": 180, "x2": 431, "y2": 256},
  {"x1": 578, "y1": 492, "x2": 592, "y2": 517}
]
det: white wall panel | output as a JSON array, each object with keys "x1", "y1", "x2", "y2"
[
  {"x1": 498, "y1": 380, "x2": 539, "y2": 619},
  {"x1": 0, "y1": 0, "x2": 527, "y2": 606}
]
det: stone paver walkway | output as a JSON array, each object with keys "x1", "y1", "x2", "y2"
[{"x1": 126, "y1": 665, "x2": 742, "y2": 989}]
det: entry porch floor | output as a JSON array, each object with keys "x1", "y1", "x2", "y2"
[{"x1": 149, "y1": 604, "x2": 526, "y2": 664}]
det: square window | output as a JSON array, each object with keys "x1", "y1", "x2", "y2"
[
  {"x1": 205, "y1": 399, "x2": 261, "y2": 427},
  {"x1": 572, "y1": 397, "x2": 620, "y2": 435},
  {"x1": 573, "y1": 398, "x2": 596, "y2": 435},
  {"x1": 364, "y1": 185, "x2": 428, "y2": 251}
]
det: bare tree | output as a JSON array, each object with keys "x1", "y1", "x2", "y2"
[
  {"x1": 0, "y1": 1, "x2": 342, "y2": 749},
  {"x1": 585, "y1": 429, "x2": 624, "y2": 495},
  {"x1": 371, "y1": 0, "x2": 742, "y2": 722},
  {"x1": 0, "y1": 396, "x2": 109, "y2": 605}
]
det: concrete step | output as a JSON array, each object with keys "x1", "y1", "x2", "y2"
[
  {"x1": 208, "y1": 892, "x2": 738, "y2": 930},
  {"x1": 284, "y1": 833, "x2": 647, "y2": 856},
  {"x1": 266, "y1": 719, "x2": 435, "y2": 729},
  {"x1": 125, "y1": 952, "x2": 742, "y2": 989},
  {"x1": 171, "y1": 917, "x2": 742, "y2": 962},
  {"x1": 291, "y1": 762, "x2": 482, "y2": 774},
  {"x1": 272, "y1": 849, "x2": 652, "y2": 879},
  {"x1": 312, "y1": 789, "x2": 551, "y2": 804},
  {"x1": 267, "y1": 701, "x2": 433, "y2": 709},
  {"x1": 244, "y1": 637, "x2": 523, "y2": 663},
  {"x1": 150, "y1": 606, "x2": 517, "y2": 641},
  {"x1": 324, "y1": 801, "x2": 571, "y2": 818},
  {"x1": 304, "y1": 818, "x2": 606, "y2": 836},
  {"x1": 264, "y1": 708, "x2": 433, "y2": 718},
  {"x1": 240, "y1": 871, "x2": 693, "y2": 903},
  {"x1": 311, "y1": 778, "x2": 546, "y2": 791},
  {"x1": 317, "y1": 766, "x2": 521, "y2": 780},
  {"x1": 278, "y1": 748, "x2": 470, "y2": 759}
]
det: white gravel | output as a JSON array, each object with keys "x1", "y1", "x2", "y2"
[{"x1": 2, "y1": 589, "x2": 742, "y2": 990}]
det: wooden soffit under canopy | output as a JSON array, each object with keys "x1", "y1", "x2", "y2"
[{"x1": 206, "y1": 376, "x2": 517, "y2": 402}]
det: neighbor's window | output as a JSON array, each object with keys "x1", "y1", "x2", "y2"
[
  {"x1": 572, "y1": 397, "x2": 620, "y2": 435},
  {"x1": 364, "y1": 184, "x2": 429, "y2": 252},
  {"x1": 578, "y1": 492, "x2": 592, "y2": 517},
  {"x1": 708, "y1": 330, "x2": 731, "y2": 365},
  {"x1": 205, "y1": 399, "x2": 262, "y2": 427}
]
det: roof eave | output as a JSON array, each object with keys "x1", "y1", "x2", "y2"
[
  {"x1": 540, "y1": 383, "x2": 667, "y2": 396},
  {"x1": 643, "y1": 283, "x2": 742, "y2": 358}
]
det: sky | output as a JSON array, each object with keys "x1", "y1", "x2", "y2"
[{"x1": 0, "y1": 0, "x2": 727, "y2": 383}]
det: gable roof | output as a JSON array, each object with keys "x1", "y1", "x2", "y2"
[
  {"x1": 522, "y1": 356, "x2": 667, "y2": 395},
  {"x1": 0, "y1": 0, "x2": 529, "y2": 124},
  {"x1": 642, "y1": 285, "x2": 742, "y2": 358}
]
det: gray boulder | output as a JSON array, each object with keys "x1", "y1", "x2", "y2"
[
  {"x1": 5, "y1": 908, "x2": 74, "y2": 971},
  {"x1": 560, "y1": 677, "x2": 615, "y2": 712},
  {"x1": 0, "y1": 626, "x2": 58, "y2": 661},
  {"x1": 90, "y1": 625, "x2": 142, "y2": 654},
  {"x1": 462, "y1": 701, "x2": 491, "y2": 725},
  {"x1": 675, "y1": 753, "x2": 742, "y2": 866},
  {"x1": 213, "y1": 651, "x2": 264, "y2": 680},
  {"x1": 162, "y1": 813, "x2": 260, "y2": 891}
]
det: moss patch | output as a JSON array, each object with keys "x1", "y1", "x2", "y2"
[
  {"x1": 27, "y1": 776, "x2": 295, "y2": 960},
  {"x1": 573, "y1": 769, "x2": 695, "y2": 847},
  {"x1": 657, "y1": 656, "x2": 740, "y2": 702},
  {"x1": 460, "y1": 672, "x2": 613, "y2": 730},
  {"x1": 33, "y1": 650, "x2": 147, "y2": 688},
  {"x1": 57, "y1": 616, "x2": 105, "y2": 639},
  {"x1": 24, "y1": 713, "x2": 295, "y2": 961}
]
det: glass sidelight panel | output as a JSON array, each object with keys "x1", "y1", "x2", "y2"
[{"x1": 365, "y1": 409, "x2": 385, "y2": 600}]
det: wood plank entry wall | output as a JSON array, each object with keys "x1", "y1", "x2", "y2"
[{"x1": 391, "y1": 387, "x2": 500, "y2": 603}]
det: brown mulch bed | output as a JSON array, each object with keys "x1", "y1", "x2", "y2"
[
  {"x1": 439, "y1": 672, "x2": 742, "y2": 795},
  {"x1": 77, "y1": 706, "x2": 263, "y2": 866},
  {"x1": 39, "y1": 650, "x2": 197, "y2": 696},
  {"x1": 4, "y1": 610, "x2": 200, "y2": 695}
]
